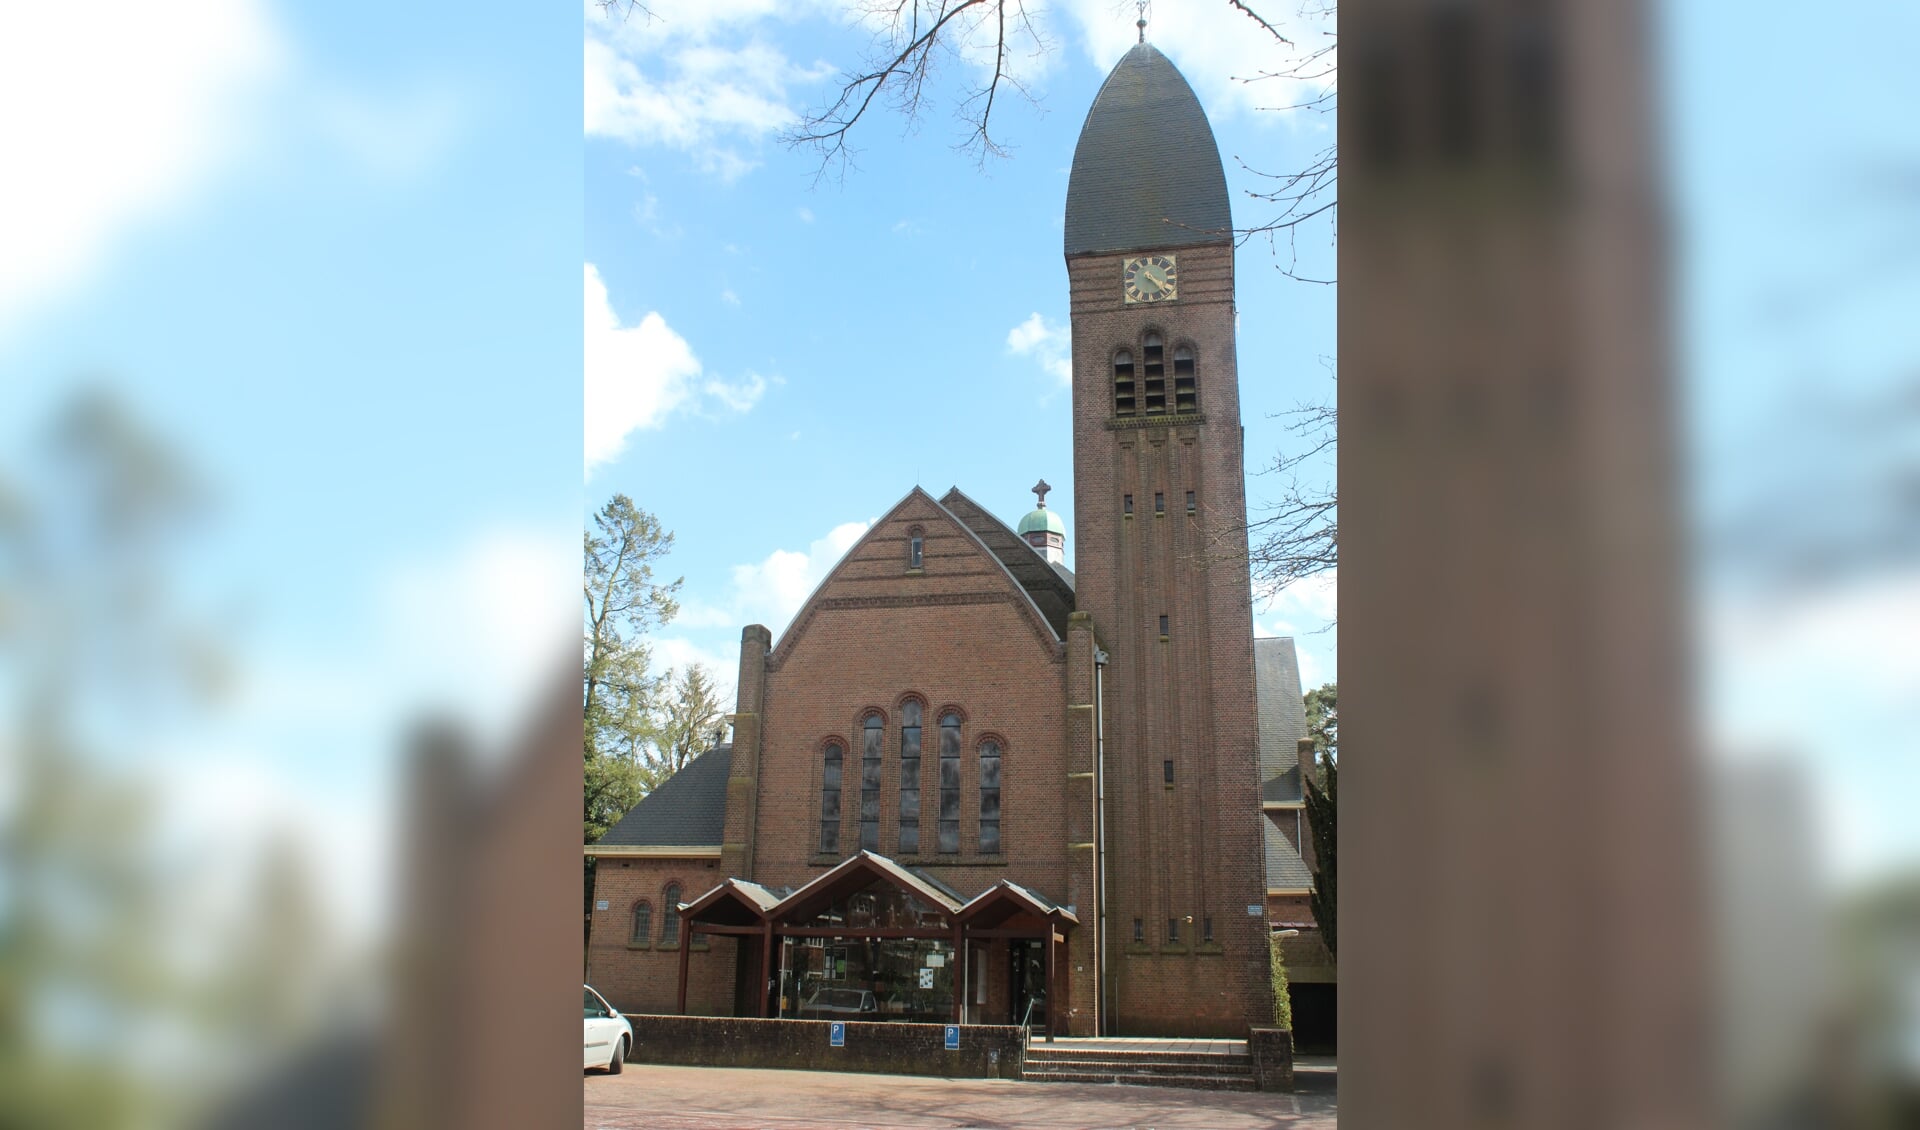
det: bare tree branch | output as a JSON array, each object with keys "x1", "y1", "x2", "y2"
[
  {"x1": 1227, "y1": 0, "x2": 1294, "y2": 46},
  {"x1": 783, "y1": 0, "x2": 1046, "y2": 179},
  {"x1": 1245, "y1": 394, "x2": 1338, "y2": 593}
]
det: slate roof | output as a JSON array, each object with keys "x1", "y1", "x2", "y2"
[
  {"x1": 1265, "y1": 816, "x2": 1315, "y2": 891},
  {"x1": 1254, "y1": 637, "x2": 1315, "y2": 892},
  {"x1": 1255, "y1": 636, "x2": 1309, "y2": 802},
  {"x1": 938, "y1": 487, "x2": 1077, "y2": 638},
  {"x1": 594, "y1": 744, "x2": 731, "y2": 847},
  {"x1": 1064, "y1": 44, "x2": 1232, "y2": 257}
]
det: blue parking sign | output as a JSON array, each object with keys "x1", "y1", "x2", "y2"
[
  {"x1": 944, "y1": 1024, "x2": 960, "y2": 1051},
  {"x1": 830, "y1": 1022, "x2": 845, "y2": 1047}
]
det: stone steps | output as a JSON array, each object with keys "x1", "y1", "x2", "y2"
[
  {"x1": 1028, "y1": 1050, "x2": 1253, "y2": 1069},
  {"x1": 1024, "y1": 1046, "x2": 1255, "y2": 1091},
  {"x1": 1023, "y1": 1069, "x2": 1255, "y2": 1091}
]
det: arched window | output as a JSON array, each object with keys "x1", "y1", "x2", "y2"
[
  {"x1": 661, "y1": 883, "x2": 682, "y2": 945},
  {"x1": 1142, "y1": 333, "x2": 1166, "y2": 414},
  {"x1": 898, "y1": 700, "x2": 923, "y2": 853},
  {"x1": 907, "y1": 526, "x2": 925, "y2": 570},
  {"x1": 819, "y1": 741, "x2": 843, "y2": 853},
  {"x1": 860, "y1": 715, "x2": 884, "y2": 851},
  {"x1": 937, "y1": 712, "x2": 962, "y2": 853},
  {"x1": 1173, "y1": 343, "x2": 1198, "y2": 413},
  {"x1": 630, "y1": 901, "x2": 652, "y2": 945},
  {"x1": 1113, "y1": 349, "x2": 1136, "y2": 417},
  {"x1": 978, "y1": 739, "x2": 1002, "y2": 854}
]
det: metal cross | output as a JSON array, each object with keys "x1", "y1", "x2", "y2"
[
  {"x1": 1032, "y1": 479, "x2": 1052, "y2": 507},
  {"x1": 1136, "y1": 1, "x2": 1149, "y2": 42}
]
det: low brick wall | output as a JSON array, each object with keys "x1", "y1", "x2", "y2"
[
  {"x1": 1248, "y1": 1027, "x2": 1295, "y2": 1092},
  {"x1": 626, "y1": 1015, "x2": 1027, "y2": 1080}
]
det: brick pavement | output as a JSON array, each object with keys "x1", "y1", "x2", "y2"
[{"x1": 585, "y1": 1063, "x2": 1337, "y2": 1129}]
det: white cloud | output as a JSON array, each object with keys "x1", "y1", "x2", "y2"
[
  {"x1": 721, "y1": 287, "x2": 741, "y2": 306},
  {"x1": 652, "y1": 636, "x2": 743, "y2": 702},
  {"x1": 797, "y1": 207, "x2": 815, "y2": 223},
  {"x1": 729, "y1": 520, "x2": 873, "y2": 637},
  {"x1": 1007, "y1": 312, "x2": 1073, "y2": 386},
  {"x1": 1264, "y1": 569, "x2": 1338, "y2": 623},
  {"x1": 585, "y1": 263, "x2": 700, "y2": 469},
  {"x1": 0, "y1": 0, "x2": 284, "y2": 340},
  {"x1": 584, "y1": 3, "x2": 831, "y2": 181},
  {"x1": 375, "y1": 525, "x2": 578, "y2": 741},
  {"x1": 584, "y1": 263, "x2": 765, "y2": 472},
  {"x1": 1056, "y1": 0, "x2": 1336, "y2": 122},
  {"x1": 1704, "y1": 572, "x2": 1920, "y2": 882}
]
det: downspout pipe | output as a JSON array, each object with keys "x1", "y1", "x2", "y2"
[{"x1": 1093, "y1": 647, "x2": 1109, "y2": 1036}]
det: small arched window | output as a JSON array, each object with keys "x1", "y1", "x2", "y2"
[
  {"x1": 661, "y1": 883, "x2": 682, "y2": 945},
  {"x1": 1142, "y1": 333, "x2": 1167, "y2": 414},
  {"x1": 819, "y1": 741, "x2": 843, "y2": 853},
  {"x1": 1173, "y1": 344, "x2": 1198, "y2": 413},
  {"x1": 907, "y1": 527, "x2": 925, "y2": 570},
  {"x1": 978, "y1": 739, "x2": 1002, "y2": 854},
  {"x1": 1113, "y1": 349, "x2": 1136, "y2": 417},
  {"x1": 937, "y1": 712, "x2": 962, "y2": 853},
  {"x1": 630, "y1": 901, "x2": 652, "y2": 945},
  {"x1": 860, "y1": 715, "x2": 884, "y2": 852},
  {"x1": 898, "y1": 700, "x2": 923, "y2": 854}
]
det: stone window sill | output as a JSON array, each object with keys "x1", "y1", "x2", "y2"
[
  {"x1": 1195, "y1": 943, "x2": 1225, "y2": 956},
  {"x1": 626, "y1": 941, "x2": 652, "y2": 951},
  {"x1": 1160, "y1": 943, "x2": 1190, "y2": 955}
]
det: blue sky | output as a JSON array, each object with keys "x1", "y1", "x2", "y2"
[
  {"x1": 584, "y1": 0, "x2": 1342, "y2": 705},
  {"x1": 1, "y1": 0, "x2": 1913, "y2": 950}
]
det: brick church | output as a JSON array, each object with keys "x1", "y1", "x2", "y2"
[{"x1": 586, "y1": 43, "x2": 1328, "y2": 1041}]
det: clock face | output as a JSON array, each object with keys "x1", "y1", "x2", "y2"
[{"x1": 1123, "y1": 255, "x2": 1177, "y2": 303}]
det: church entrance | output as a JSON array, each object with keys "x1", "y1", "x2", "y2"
[{"x1": 1008, "y1": 939, "x2": 1047, "y2": 1029}]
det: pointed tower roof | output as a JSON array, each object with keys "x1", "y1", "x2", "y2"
[{"x1": 1064, "y1": 43, "x2": 1232, "y2": 257}]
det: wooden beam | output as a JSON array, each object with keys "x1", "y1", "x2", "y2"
[
  {"x1": 676, "y1": 936, "x2": 691, "y2": 1015},
  {"x1": 757, "y1": 924, "x2": 774, "y2": 1018},
  {"x1": 1043, "y1": 930, "x2": 1056, "y2": 1042},
  {"x1": 951, "y1": 924, "x2": 964, "y2": 1023}
]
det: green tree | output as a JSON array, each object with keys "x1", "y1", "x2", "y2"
[
  {"x1": 644, "y1": 664, "x2": 727, "y2": 788},
  {"x1": 1303, "y1": 681, "x2": 1336, "y2": 959},
  {"x1": 582, "y1": 494, "x2": 681, "y2": 843}
]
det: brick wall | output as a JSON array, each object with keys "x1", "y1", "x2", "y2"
[
  {"x1": 626, "y1": 1015, "x2": 1028, "y2": 1080},
  {"x1": 749, "y1": 490, "x2": 1074, "y2": 921},
  {"x1": 585, "y1": 856, "x2": 735, "y2": 1016},
  {"x1": 1067, "y1": 240, "x2": 1272, "y2": 1036}
]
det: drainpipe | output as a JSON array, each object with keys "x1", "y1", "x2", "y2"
[{"x1": 1093, "y1": 647, "x2": 1110, "y2": 1036}]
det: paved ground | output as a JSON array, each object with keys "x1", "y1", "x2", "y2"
[{"x1": 585, "y1": 1063, "x2": 1337, "y2": 1129}]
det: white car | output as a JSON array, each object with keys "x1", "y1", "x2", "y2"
[{"x1": 583, "y1": 984, "x2": 632, "y2": 1073}]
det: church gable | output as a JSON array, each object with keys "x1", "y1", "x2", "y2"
[{"x1": 769, "y1": 487, "x2": 1062, "y2": 667}]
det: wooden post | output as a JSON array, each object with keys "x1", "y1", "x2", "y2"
[
  {"x1": 758, "y1": 924, "x2": 774, "y2": 1018},
  {"x1": 676, "y1": 935, "x2": 691, "y2": 1015},
  {"x1": 1043, "y1": 926, "x2": 1057, "y2": 1042},
  {"x1": 951, "y1": 925, "x2": 965, "y2": 1023}
]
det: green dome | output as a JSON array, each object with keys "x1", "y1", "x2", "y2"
[{"x1": 1018, "y1": 506, "x2": 1066, "y2": 537}]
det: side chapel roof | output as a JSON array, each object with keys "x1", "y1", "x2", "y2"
[{"x1": 593, "y1": 743, "x2": 731, "y2": 848}]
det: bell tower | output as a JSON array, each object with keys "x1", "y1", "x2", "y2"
[{"x1": 1064, "y1": 43, "x2": 1269, "y2": 1036}]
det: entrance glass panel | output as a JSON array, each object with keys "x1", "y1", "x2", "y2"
[
  {"x1": 778, "y1": 935, "x2": 955, "y2": 1024},
  {"x1": 1009, "y1": 939, "x2": 1047, "y2": 1028}
]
